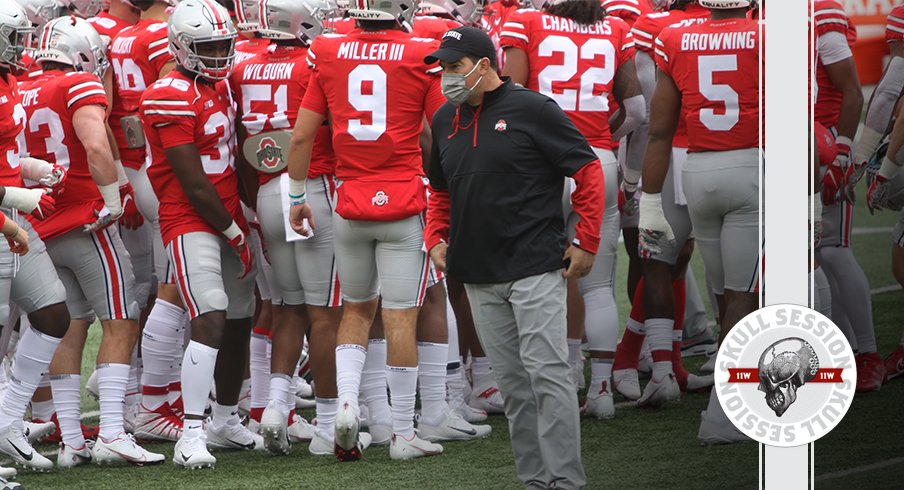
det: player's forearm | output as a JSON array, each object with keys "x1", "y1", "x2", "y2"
[
  {"x1": 855, "y1": 57, "x2": 904, "y2": 163},
  {"x1": 182, "y1": 179, "x2": 235, "y2": 232},
  {"x1": 287, "y1": 133, "x2": 314, "y2": 182},
  {"x1": 836, "y1": 88, "x2": 864, "y2": 143},
  {"x1": 640, "y1": 135, "x2": 672, "y2": 194}
]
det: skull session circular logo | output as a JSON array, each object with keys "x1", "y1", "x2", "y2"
[{"x1": 714, "y1": 304, "x2": 856, "y2": 447}]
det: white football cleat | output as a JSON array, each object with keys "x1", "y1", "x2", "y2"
[
  {"x1": 697, "y1": 410, "x2": 751, "y2": 445},
  {"x1": 92, "y1": 432, "x2": 165, "y2": 466},
  {"x1": 685, "y1": 373, "x2": 715, "y2": 392},
  {"x1": 287, "y1": 413, "x2": 316, "y2": 443},
  {"x1": 637, "y1": 347, "x2": 653, "y2": 377},
  {"x1": 582, "y1": 380, "x2": 615, "y2": 419},
  {"x1": 416, "y1": 409, "x2": 492, "y2": 442},
  {"x1": 334, "y1": 403, "x2": 363, "y2": 461},
  {"x1": 260, "y1": 405, "x2": 290, "y2": 455},
  {"x1": 246, "y1": 419, "x2": 260, "y2": 435},
  {"x1": 700, "y1": 354, "x2": 716, "y2": 373},
  {"x1": 173, "y1": 433, "x2": 216, "y2": 469},
  {"x1": 134, "y1": 403, "x2": 182, "y2": 442},
  {"x1": 295, "y1": 396, "x2": 315, "y2": 410},
  {"x1": 637, "y1": 373, "x2": 681, "y2": 408},
  {"x1": 389, "y1": 433, "x2": 443, "y2": 460},
  {"x1": 468, "y1": 376, "x2": 505, "y2": 414},
  {"x1": 612, "y1": 369, "x2": 641, "y2": 400},
  {"x1": 57, "y1": 441, "x2": 93, "y2": 469},
  {"x1": 206, "y1": 421, "x2": 264, "y2": 451},
  {"x1": 23, "y1": 420, "x2": 55, "y2": 443},
  {"x1": 85, "y1": 370, "x2": 99, "y2": 400},
  {"x1": 309, "y1": 429, "x2": 372, "y2": 457},
  {"x1": 0, "y1": 420, "x2": 53, "y2": 471},
  {"x1": 295, "y1": 377, "x2": 313, "y2": 398},
  {"x1": 449, "y1": 398, "x2": 488, "y2": 424},
  {"x1": 0, "y1": 465, "x2": 15, "y2": 480}
]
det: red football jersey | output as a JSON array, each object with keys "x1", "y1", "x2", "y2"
[
  {"x1": 20, "y1": 71, "x2": 109, "y2": 239},
  {"x1": 235, "y1": 38, "x2": 272, "y2": 65},
  {"x1": 601, "y1": 0, "x2": 653, "y2": 27},
  {"x1": 331, "y1": 17, "x2": 356, "y2": 34},
  {"x1": 88, "y1": 11, "x2": 134, "y2": 52},
  {"x1": 230, "y1": 45, "x2": 337, "y2": 185},
  {"x1": 655, "y1": 18, "x2": 761, "y2": 153},
  {"x1": 633, "y1": 5, "x2": 709, "y2": 148},
  {"x1": 886, "y1": 5, "x2": 904, "y2": 43},
  {"x1": 109, "y1": 19, "x2": 173, "y2": 169},
  {"x1": 484, "y1": 1, "x2": 521, "y2": 71},
  {"x1": 302, "y1": 29, "x2": 444, "y2": 181},
  {"x1": 813, "y1": 0, "x2": 856, "y2": 130},
  {"x1": 18, "y1": 51, "x2": 43, "y2": 80},
  {"x1": 500, "y1": 11, "x2": 635, "y2": 149},
  {"x1": 411, "y1": 15, "x2": 461, "y2": 41},
  {"x1": 0, "y1": 73, "x2": 25, "y2": 187},
  {"x1": 141, "y1": 71, "x2": 246, "y2": 245}
]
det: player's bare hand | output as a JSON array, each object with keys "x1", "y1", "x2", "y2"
[
  {"x1": 429, "y1": 242, "x2": 448, "y2": 274},
  {"x1": 5, "y1": 226, "x2": 29, "y2": 256},
  {"x1": 562, "y1": 245, "x2": 594, "y2": 278},
  {"x1": 289, "y1": 202, "x2": 315, "y2": 236}
]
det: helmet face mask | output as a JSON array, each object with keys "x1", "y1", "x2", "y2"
[
  {"x1": 0, "y1": 0, "x2": 33, "y2": 71},
  {"x1": 168, "y1": 0, "x2": 238, "y2": 81}
]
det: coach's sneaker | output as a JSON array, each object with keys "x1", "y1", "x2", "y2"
[
  {"x1": 678, "y1": 372, "x2": 715, "y2": 394},
  {"x1": 134, "y1": 403, "x2": 182, "y2": 442},
  {"x1": 700, "y1": 354, "x2": 716, "y2": 374},
  {"x1": 174, "y1": 433, "x2": 216, "y2": 469},
  {"x1": 856, "y1": 353, "x2": 886, "y2": 393},
  {"x1": 85, "y1": 370, "x2": 99, "y2": 400},
  {"x1": 884, "y1": 346, "x2": 904, "y2": 382},
  {"x1": 57, "y1": 441, "x2": 93, "y2": 468},
  {"x1": 468, "y1": 376, "x2": 505, "y2": 415},
  {"x1": 582, "y1": 381, "x2": 615, "y2": 419},
  {"x1": 23, "y1": 420, "x2": 55, "y2": 443},
  {"x1": 389, "y1": 433, "x2": 443, "y2": 460},
  {"x1": 309, "y1": 429, "x2": 372, "y2": 457},
  {"x1": 697, "y1": 410, "x2": 751, "y2": 445},
  {"x1": 681, "y1": 328, "x2": 717, "y2": 358},
  {"x1": 637, "y1": 373, "x2": 680, "y2": 408},
  {"x1": 334, "y1": 402, "x2": 363, "y2": 461},
  {"x1": 92, "y1": 432, "x2": 165, "y2": 466},
  {"x1": 612, "y1": 369, "x2": 641, "y2": 400},
  {"x1": 416, "y1": 409, "x2": 492, "y2": 442},
  {"x1": 260, "y1": 405, "x2": 290, "y2": 455},
  {"x1": 0, "y1": 420, "x2": 54, "y2": 471},
  {"x1": 288, "y1": 413, "x2": 316, "y2": 443},
  {"x1": 0, "y1": 465, "x2": 14, "y2": 479},
  {"x1": 207, "y1": 420, "x2": 264, "y2": 451}
]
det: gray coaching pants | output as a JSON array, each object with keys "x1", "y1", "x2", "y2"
[{"x1": 464, "y1": 270, "x2": 586, "y2": 490}]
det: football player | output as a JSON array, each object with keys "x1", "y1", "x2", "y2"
[
  {"x1": 232, "y1": 0, "x2": 271, "y2": 64},
  {"x1": 287, "y1": 0, "x2": 446, "y2": 460},
  {"x1": 21, "y1": 16, "x2": 164, "y2": 466},
  {"x1": 140, "y1": 0, "x2": 262, "y2": 469},
  {"x1": 601, "y1": 0, "x2": 652, "y2": 26},
  {"x1": 0, "y1": 0, "x2": 75, "y2": 474},
  {"x1": 501, "y1": 0, "x2": 644, "y2": 418},
  {"x1": 15, "y1": 0, "x2": 63, "y2": 79},
  {"x1": 638, "y1": 0, "x2": 760, "y2": 443},
  {"x1": 110, "y1": 0, "x2": 185, "y2": 441},
  {"x1": 812, "y1": 0, "x2": 884, "y2": 392},
  {"x1": 230, "y1": 0, "x2": 344, "y2": 456}
]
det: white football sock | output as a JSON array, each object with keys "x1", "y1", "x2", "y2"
[
  {"x1": 589, "y1": 358, "x2": 613, "y2": 395},
  {"x1": 267, "y1": 373, "x2": 292, "y2": 416},
  {"x1": 141, "y1": 299, "x2": 184, "y2": 410},
  {"x1": 583, "y1": 286, "x2": 619, "y2": 352},
  {"x1": 181, "y1": 341, "x2": 217, "y2": 433},
  {"x1": 250, "y1": 330, "x2": 270, "y2": 410},
  {"x1": 471, "y1": 356, "x2": 492, "y2": 379},
  {"x1": 386, "y1": 366, "x2": 418, "y2": 439},
  {"x1": 31, "y1": 398, "x2": 54, "y2": 422},
  {"x1": 50, "y1": 374, "x2": 84, "y2": 449},
  {"x1": 625, "y1": 317, "x2": 646, "y2": 335},
  {"x1": 315, "y1": 397, "x2": 337, "y2": 439},
  {"x1": 446, "y1": 295, "x2": 460, "y2": 364},
  {"x1": 567, "y1": 338, "x2": 582, "y2": 371},
  {"x1": 360, "y1": 340, "x2": 390, "y2": 425},
  {"x1": 336, "y1": 344, "x2": 367, "y2": 415},
  {"x1": 417, "y1": 342, "x2": 449, "y2": 424},
  {"x1": 646, "y1": 318, "x2": 674, "y2": 382},
  {"x1": 819, "y1": 246, "x2": 877, "y2": 353},
  {"x1": 97, "y1": 363, "x2": 130, "y2": 440},
  {"x1": 0, "y1": 327, "x2": 60, "y2": 429},
  {"x1": 211, "y1": 402, "x2": 239, "y2": 430}
]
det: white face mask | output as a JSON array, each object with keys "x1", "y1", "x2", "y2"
[{"x1": 441, "y1": 59, "x2": 485, "y2": 105}]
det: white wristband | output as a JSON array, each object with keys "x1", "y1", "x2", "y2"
[
  {"x1": 222, "y1": 220, "x2": 242, "y2": 241},
  {"x1": 98, "y1": 183, "x2": 122, "y2": 216},
  {"x1": 288, "y1": 178, "x2": 307, "y2": 204},
  {"x1": 878, "y1": 156, "x2": 901, "y2": 180},
  {"x1": 115, "y1": 159, "x2": 128, "y2": 186}
]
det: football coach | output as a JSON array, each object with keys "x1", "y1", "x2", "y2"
[{"x1": 423, "y1": 26, "x2": 605, "y2": 490}]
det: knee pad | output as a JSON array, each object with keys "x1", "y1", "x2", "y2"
[{"x1": 203, "y1": 289, "x2": 229, "y2": 312}]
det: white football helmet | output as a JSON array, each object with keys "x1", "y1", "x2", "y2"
[
  {"x1": 235, "y1": 0, "x2": 260, "y2": 31},
  {"x1": 35, "y1": 15, "x2": 108, "y2": 77},
  {"x1": 524, "y1": 0, "x2": 566, "y2": 10},
  {"x1": 60, "y1": 0, "x2": 104, "y2": 18},
  {"x1": 418, "y1": 0, "x2": 482, "y2": 25},
  {"x1": 258, "y1": 0, "x2": 325, "y2": 44},
  {"x1": 168, "y1": 0, "x2": 237, "y2": 80},
  {"x1": 347, "y1": 0, "x2": 419, "y2": 32},
  {"x1": 698, "y1": 0, "x2": 753, "y2": 9},
  {"x1": 17, "y1": 0, "x2": 62, "y2": 35},
  {"x1": 0, "y1": 0, "x2": 33, "y2": 70},
  {"x1": 650, "y1": 0, "x2": 676, "y2": 10}
]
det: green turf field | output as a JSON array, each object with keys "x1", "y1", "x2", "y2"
[{"x1": 5, "y1": 199, "x2": 903, "y2": 489}]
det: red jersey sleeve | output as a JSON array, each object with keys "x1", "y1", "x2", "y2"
[
  {"x1": 601, "y1": 0, "x2": 647, "y2": 27},
  {"x1": 653, "y1": 28, "x2": 673, "y2": 76},
  {"x1": 145, "y1": 24, "x2": 173, "y2": 76},
  {"x1": 65, "y1": 74, "x2": 108, "y2": 113},
  {"x1": 813, "y1": 0, "x2": 849, "y2": 38},
  {"x1": 631, "y1": 13, "x2": 661, "y2": 55},
  {"x1": 614, "y1": 18, "x2": 636, "y2": 65},
  {"x1": 498, "y1": 9, "x2": 530, "y2": 51},
  {"x1": 140, "y1": 86, "x2": 198, "y2": 148},
  {"x1": 887, "y1": 5, "x2": 904, "y2": 43},
  {"x1": 301, "y1": 68, "x2": 328, "y2": 117}
]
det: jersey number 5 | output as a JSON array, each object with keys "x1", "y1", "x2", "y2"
[
  {"x1": 698, "y1": 54, "x2": 740, "y2": 132},
  {"x1": 537, "y1": 35, "x2": 616, "y2": 112}
]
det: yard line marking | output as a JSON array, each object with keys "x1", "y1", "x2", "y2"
[
  {"x1": 852, "y1": 226, "x2": 894, "y2": 235},
  {"x1": 871, "y1": 284, "x2": 902, "y2": 295},
  {"x1": 815, "y1": 456, "x2": 904, "y2": 482}
]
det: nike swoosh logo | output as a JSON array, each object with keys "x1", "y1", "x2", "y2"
[
  {"x1": 7, "y1": 439, "x2": 33, "y2": 461},
  {"x1": 190, "y1": 352, "x2": 198, "y2": 365},
  {"x1": 180, "y1": 451, "x2": 191, "y2": 462},
  {"x1": 448, "y1": 426, "x2": 477, "y2": 436},
  {"x1": 226, "y1": 438, "x2": 256, "y2": 450}
]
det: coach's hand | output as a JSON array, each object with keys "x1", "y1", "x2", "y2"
[
  {"x1": 563, "y1": 245, "x2": 593, "y2": 278},
  {"x1": 429, "y1": 241, "x2": 448, "y2": 274},
  {"x1": 289, "y1": 202, "x2": 315, "y2": 236}
]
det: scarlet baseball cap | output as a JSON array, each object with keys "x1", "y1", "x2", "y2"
[{"x1": 424, "y1": 26, "x2": 496, "y2": 65}]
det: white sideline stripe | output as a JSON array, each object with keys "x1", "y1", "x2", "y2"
[
  {"x1": 814, "y1": 456, "x2": 904, "y2": 482},
  {"x1": 852, "y1": 226, "x2": 894, "y2": 235},
  {"x1": 871, "y1": 284, "x2": 902, "y2": 295}
]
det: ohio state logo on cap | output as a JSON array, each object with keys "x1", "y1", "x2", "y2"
[{"x1": 714, "y1": 304, "x2": 855, "y2": 447}]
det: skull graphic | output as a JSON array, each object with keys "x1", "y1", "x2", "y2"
[{"x1": 757, "y1": 338, "x2": 819, "y2": 417}]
